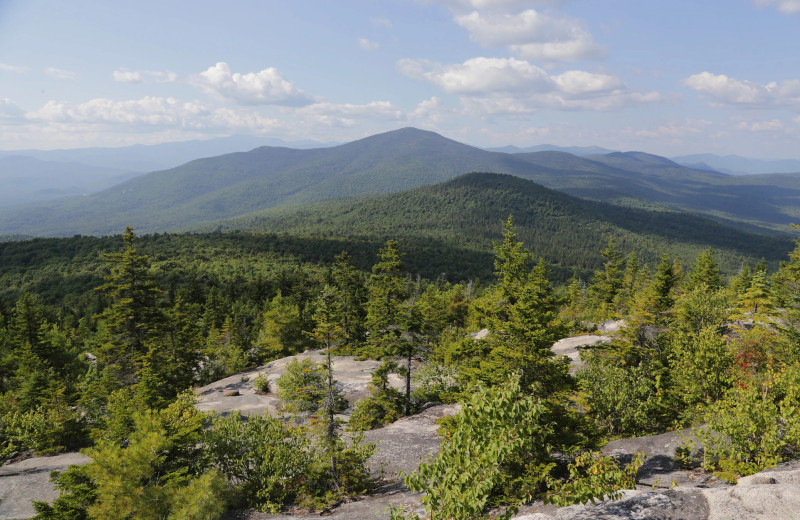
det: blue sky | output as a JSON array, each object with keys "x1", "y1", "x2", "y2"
[{"x1": 1, "y1": 0, "x2": 799, "y2": 158}]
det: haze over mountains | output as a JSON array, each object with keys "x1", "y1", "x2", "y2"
[
  {"x1": 2, "y1": 127, "x2": 800, "y2": 239},
  {"x1": 0, "y1": 135, "x2": 338, "y2": 207}
]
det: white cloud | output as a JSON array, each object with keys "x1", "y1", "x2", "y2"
[
  {"x1": 358, "y1": 38, "x2": 380, "y2": 51},
  {"x1": 409, "y1": 97, "x2": 453, "y2": 122},
  {"x1": 397, "y1": 57, "x2": 660, "y2": 113},
  {"x1": 45, "y1": 67, "x2": 77, "y2": 80},
  {"x1": 190, "y1": 62, "x2": 312, "y2": 106},
  {"x1": 455, "y1": 9, "x2": 604, "y2": 61},
  {"x1": 753, "y1": 0, "x2": 800, "y2": 13},
  {"x1": 112, "y1": 70, "x2": 143, "y2": 83},
  {"x1": 684, "y1": 72, "x2": 800, "y2": 108},
  {"x1": 28, "y1": 96, "x2": 210, "y2": 125},
  {"x1": 113, "y1": 69, "x2": 178, "y2": 83},
  {"x1": 736, "y1": 119, "x2": 786, "y2": 132},
  {"x1": 0, "y1": 63, "x2": 28, "y2": 73},
  {"x1": 296, "y1": 101, "x2": 405, "y2": 121},
  {"x1": 397, "y1": 57, "x2": 552, "y2": 94}
]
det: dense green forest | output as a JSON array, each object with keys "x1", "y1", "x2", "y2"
[
  {"x1": 4, "y1": 210, "x2": 800, "y2": 518},
  {"x1": 210, "y1": 173, "x2": 793, "y2": 280}
]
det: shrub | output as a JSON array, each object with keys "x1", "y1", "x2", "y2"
[
  {"x1": 253, "y1": 373, "x2": 270, "y2": 394},
  {"x1": 688, "y1": 365, "x2": 800, "y2": 480},
  {"x1": 397, "y1": 375, "x2": 638, "y2": 520},
  {"x1": 276, "y1": 358, "x2": 346, "y2": 415}
]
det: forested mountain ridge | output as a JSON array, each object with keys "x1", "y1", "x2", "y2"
[
  {"x1": 3, "y1": 127, "x2": 800, "y2": 236},
  {"x1": 208, "y1": 172, "x2": 792, "y2": 280}
]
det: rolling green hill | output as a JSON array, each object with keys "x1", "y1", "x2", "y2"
[
  {"x1": 206, "y1": 172, "x2": 793, "y2": 281},
  {"x1": 2, "y1": 127, "x2": 800, "y2": 237}
]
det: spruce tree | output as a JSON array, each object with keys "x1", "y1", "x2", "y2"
[{"x1": 96, "y1": 227, "x2": 164, "y2": 388}]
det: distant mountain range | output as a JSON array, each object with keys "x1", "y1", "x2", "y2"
[
  {"x1": 2, "y1": 127, "x2": 800, "y2": 237},
  {"x1": 0, "y1": 156, "x2": 139, "y2": 208},
  {"x1": 485, "y1": 144, "x2": 616, "y2": 155},
  {"x1": 0, "y1": 135, "x2": 338, "y2": 208},
  {"x1": 672, "y1": 153, "x2": 800, "y2": 175}
]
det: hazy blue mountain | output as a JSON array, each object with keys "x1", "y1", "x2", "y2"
[
  {"x1": 672, "y1": 153, "x2": 800, "y2": 175},
  {"x1": 0, "y1": 135, "x2": 338, "y2": 173},
  {"x1": 2, "y1": 127, "x2": 800, "y2": 237},
  {"x1": 0, "y1": 155, "x2": 137, "y2": 208},
  {"x1": 486, "y1": 144, "x2": 616, "y2": 155}
]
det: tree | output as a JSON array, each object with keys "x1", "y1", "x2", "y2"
[
  {"x1": 95, "y1": 227, "x2": 164, "y2": 388},
  {"x1": 366, "y1": 240, "x2": 409, "y2": 358},
  {"x1": 687, "y1": 247, "x2": 722, "y2": 291},
  {"x1": 329, "y1": 251, "x2": 368, "y2": 346},
  {"x1": 586, "y1": 238, "x2": 625, "y2": 319}
]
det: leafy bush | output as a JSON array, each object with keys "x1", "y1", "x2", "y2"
[
  {"x1": 204, "y1": 411, "x2": 375, "y2": 512},
  {"x1": 576, "y1": 349, "x2": 669, "y2": 438},
  {"x1": 276, "y1": 357, "x2": 346, "y2": 414},
  {"x1": 397, "y1": 375, "x2": 637, "y2": 520},
  {"x1": 1, "y1": 404, "x2": 86, "y2": 459},
  {"x1": 253, "y1": 373, "x2": 270, "y2": 394},
  {"x1": 204, "y1": 412, "x2": 310, "y2": 512},
  {"x1": 688, "y1": 365, "x2": 800, "y2": 480}
]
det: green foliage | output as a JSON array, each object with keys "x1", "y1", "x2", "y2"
[
  {"x1": 400, "y1": 375, "x2": 633, "y2": 520},
  {"x1": 668, "y1": 326, "x2": 735, "y2": 416},
  {"x1": 32, "y1": 465, "x2": 96, "y2": 520},
  {"x1": 347, "y1": 361, "x2": 405, "y2": 431},
  {"x1": 686, "y1": 248, "x2": 722, "y2": 292},
  {"x1": 545, "y1": 451, "x2": 643, "y2": 507},
  {"x1": 576, "y1": 350, "x2": 668, "y2": 438},
  {"x1": 0, "y1": 404, "x2": 86, "y2": 458},
  {"x1": 689, "y1": 365, "x2": 800, "y2": 479},
  {"x1": 276, "y1": 357, "x2": 346, "y2": 415},
  {"x1": 253, "y1": 372, "x2": 270, "y2": 394},
  {"x1": 85, "y1": 407, "x2": 226, "y2": 520},
  {"x1": 204, "y1": 412, "x2": 310, "y2": 512}
]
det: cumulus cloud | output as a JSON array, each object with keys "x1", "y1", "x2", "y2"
[
  {"x1": 358, "y1": 38, "x2": 380, "y2": 51},
  {"x1": 684, "y1": 72, "x2": 800, "y2": 108},
  {"x1": 736, "y1": 119, "x2": 786, "y2": 132},
  {"x1": 28, "y1": 96, "x2": 209, "y2": 125},
  {"x1": 0, "y1": 63, "x2": 28, "y2": 73},
  {"x1": 112, "y1": 70, "x2": 143, "y2": 83},
  {"x1": 409, "y1": 97, "x2": 453, "y2": 122},
  {"x1": 190, "y1": 62, "x2": 312, "y2": 106},
  {"x1": 753, "y1": 0, "x2": 800, "y2": 13},
  {"x1": 112, "y1": 69, "x2": 178, "y2": 83},
  {"x1": 455, "y1": 9, "x2": 605, "y2": 61},
  {"x1": 397, "y1": 57, "x2": 659, "y2": 113},
  {"x1": 45, "y1": 67, "x2": 77, "y2": 80}
]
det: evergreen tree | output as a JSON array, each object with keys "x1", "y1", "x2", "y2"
[
  {"x1": 95, "y1": 227, "x2": 165, "y2": 388},
  {"x1": 586, "y1": 238, "x2": 625, "y2": 319},
  {"x1": 365, "y1": 240, "x2": 409, "y2": 358},
  {"x1": 329, "y1": 251, "x2": 368, "y2": 346},
  {"x1": 687, "y1": 247, "x2": 722, "y2": 291}
]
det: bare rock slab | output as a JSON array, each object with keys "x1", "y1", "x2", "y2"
[{"x1": 0, "y1": 452, "x2": 90, "y2": 520}]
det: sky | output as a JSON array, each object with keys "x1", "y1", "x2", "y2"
[{"x1": 1, "y1": 0, "x2": 800, "y2": 158}]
